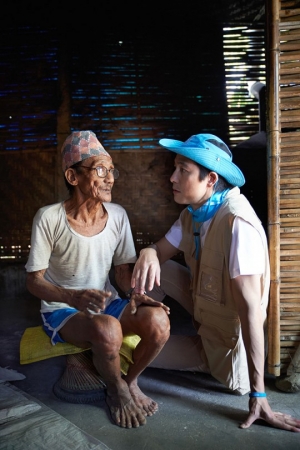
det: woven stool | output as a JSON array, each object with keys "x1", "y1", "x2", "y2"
[{"x1": 53, "y1": 350, "x2": 107, "y2": 404}]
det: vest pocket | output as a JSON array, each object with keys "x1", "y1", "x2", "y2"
[
  {"x1": 199, "y1": 269, "x2": 222, "y2": 304},
  {"x1": 198, "y1": 318, "x2": 239, "y2": 354},
  {"x1": 198, "y1": 248, "x2": 224, "y2": 305},
  {"x1": 197, "y1": 312, "x2": 249, "y2": 393}
]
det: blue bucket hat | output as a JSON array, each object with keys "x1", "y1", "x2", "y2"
[{"x1": 159, "y1": 133, "x2": 245, "y2": 187}]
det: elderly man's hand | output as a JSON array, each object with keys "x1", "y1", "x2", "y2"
[
  {"x1": 129, "y1": 292, "x2": 170, "y2": 315},
  {"x1": 70, "y1": 289, "x2": 111, "y2": 316}
]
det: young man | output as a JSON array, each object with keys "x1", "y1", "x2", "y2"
[
  {"x1": 131, "y1": 133, "x2": 300, "y2": 432},
  {"x1": 25, "y1": 130, "x2": 170, "y2": 429}
]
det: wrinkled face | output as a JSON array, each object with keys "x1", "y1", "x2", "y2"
[
  {"x1": 170, "y1": 155, "x2": 216, "y2": 209},
  {"x1": 72, "y1": 155, "x2": 116, "y2": 203}
]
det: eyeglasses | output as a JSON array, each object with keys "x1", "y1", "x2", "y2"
[{"x1": 80, "y1": 165, "x2": 119, "y2": 179}]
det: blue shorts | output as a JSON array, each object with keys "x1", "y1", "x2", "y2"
[{"x1": 42, "y1": 298, "x2": 130, "y2": 345}]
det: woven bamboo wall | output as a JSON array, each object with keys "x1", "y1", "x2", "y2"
[
  {"x1": 0, "y1": 150, "x2": 57, "y2": 260},
  {"x1": 0, "y1": 148, "x2": 182, "y2": 260},
  {"x1": 111, "y1": 150, "x2": 183, "y2": 252},
  {"x1": 0, "y1": 12, "x2": 267, "y2": 270},
  {"x1": 0, "y1": 21, "x2": 231, "y2": 262},
  {"x1": 267, "y1": 0, "x2": 300, "y2": 375}
]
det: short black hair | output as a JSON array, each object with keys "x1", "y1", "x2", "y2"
[{"x1": 196, "y1": 163, "x2": 233, "y2": 192}]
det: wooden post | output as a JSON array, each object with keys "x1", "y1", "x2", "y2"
[{"x1": 266, "y1": 0, "x2": 281, "y2": 376}]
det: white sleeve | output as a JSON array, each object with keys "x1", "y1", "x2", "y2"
[
  {"x1": 229, "y1": 217, "x2": 265, "y2": 278},
  {"x1": 108, "y1": 205, "x2": 137, "y2": 265},
  {"x1": 25, "y1": 208, "x2": 54, "y2": 272},
  {"x1": 165, "y1": 217, "x2": 182, "y2": 249}
]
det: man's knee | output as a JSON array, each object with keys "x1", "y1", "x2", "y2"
[
  {"x1": 91, "y1": 315, "x2": 123, "y2": 349},
  {"x1": 143, "y1": 307, "x2": 170, "y2": 343}
]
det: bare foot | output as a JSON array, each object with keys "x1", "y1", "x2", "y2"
[
  {"x1": 106, "y1": 390, "x2": 147, "y2": 428},
  {"x1": 128, "y1": 383, "x2": 159, "y2": 416}
]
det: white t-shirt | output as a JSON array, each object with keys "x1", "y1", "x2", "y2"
[
  {"x1": 25, "y1": 202, "x2": 137, "y2": 313},
  {"x1": 165, "y1": 214, "x2": 265, "y2": 278}
]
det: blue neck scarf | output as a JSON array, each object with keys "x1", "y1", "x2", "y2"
[{"x1": 187, "y1": 189, "x2": 229, "y2": 259}]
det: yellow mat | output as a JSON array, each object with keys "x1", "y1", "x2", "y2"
[{"x1": 20, "y1": 326, "x2": 140, "y2": 375}]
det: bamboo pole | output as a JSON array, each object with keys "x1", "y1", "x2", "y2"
[{"x1": 266, "y1": 0, "x2": 281, "y2": 377}]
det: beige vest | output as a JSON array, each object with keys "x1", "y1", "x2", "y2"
[{"x1": 179, "y1": 188, "x2": 270, "y2": 394}]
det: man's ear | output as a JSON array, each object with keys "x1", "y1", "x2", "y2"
[
  {"x1": 65, "y1": 168, "x2": 78, "y2": 186},
  {"x1": 208, "y1": 171, "x2": 218, "y2": 187}
]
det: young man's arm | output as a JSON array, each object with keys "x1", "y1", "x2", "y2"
[
  {"x1": 231, "y1": 274, "x2": 300, "y2": 432},
  {"x1": 231, "y1": 274, "x2": 265, "y2": 393},
  {"x1": 131, "y1": 237, "x2": 179, "y2": 293},
  {"x1": 114, "y1": 263, "x2": 170, "y2": 315}
]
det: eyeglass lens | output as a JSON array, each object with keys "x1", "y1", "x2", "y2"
[{"x1": 97, "y1": 166, "x2": 119, "y2": 179}]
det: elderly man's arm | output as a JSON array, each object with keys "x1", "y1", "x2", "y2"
[
  {"x1": 27, "y1": 270, "x2": 72, "y2": 304},
  {"x1": 26, "y1": 270, "x2": 110, "y2": 315},
  {"x1": 114, "y1": 263, "x2": 134, "y2": 296}
]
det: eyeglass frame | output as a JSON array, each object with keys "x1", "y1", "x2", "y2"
[{"x1": 80, "y1": 164, "x2": 119, "y2": 179}]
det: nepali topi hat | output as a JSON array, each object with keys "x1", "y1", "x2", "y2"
[{"x1": 61, "y1": 130, "x2": 111, "y2": 172}]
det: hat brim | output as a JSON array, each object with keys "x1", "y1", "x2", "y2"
[{"x1": 159, "y1": 138, "x2": 245, "y2": 187}]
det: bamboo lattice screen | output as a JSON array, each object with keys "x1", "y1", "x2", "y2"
[
  {"x1": 267, "y1": 0, "x2": 300, "y2": 376},
  {"x1": 1, "y1": 22, "x2": 265, "y2": 261}
]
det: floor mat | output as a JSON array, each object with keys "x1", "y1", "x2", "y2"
[{"x1": 0, "y1": 383, "x2": 111, "y2": 450}]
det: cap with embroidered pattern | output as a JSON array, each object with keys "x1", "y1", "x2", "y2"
[{"x1": 61, "y1": 130, "x2": 111, "y2": 172}]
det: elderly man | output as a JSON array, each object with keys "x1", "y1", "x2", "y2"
[
  {"x1": 25, "y1": 130, "x2": 170, "y2": 429},
  {"x1": 131, "y1": 133, "x2": 300, "y2": 433}
]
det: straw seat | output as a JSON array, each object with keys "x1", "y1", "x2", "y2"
[{"x1": 53, "y1": 351, "x2": 107, "y2": 403}]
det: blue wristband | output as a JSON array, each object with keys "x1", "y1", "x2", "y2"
[{"x1": 249, "y1": 392, "x2": 267, "y2": 398}]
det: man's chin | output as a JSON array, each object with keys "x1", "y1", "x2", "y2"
[
  {"x1": 99, "y1": 193, "x2": 112, "y2": 202},
  {"x1": 173, "y1": 193, "x2": 185, "y2": 204}
]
